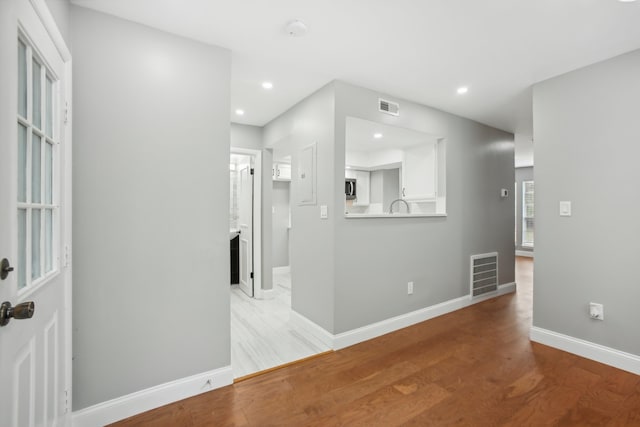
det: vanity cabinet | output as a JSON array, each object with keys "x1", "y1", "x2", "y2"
[{"x1": 273, "y1": 163, "x2": 291, "y2": 181}]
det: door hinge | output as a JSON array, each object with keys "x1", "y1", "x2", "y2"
[
  {"x1": 250, "y1": 168, "x2": 254, "y2": 175},
  {"x1": 64, "y1": 389, "x2": 69, "y2": 413},
  {"x1": 64, "y1": 101, "x2": 69, "y2": 124},
  {"x1": 250, "y1": 272, "x2": 254, "y2": 279}
]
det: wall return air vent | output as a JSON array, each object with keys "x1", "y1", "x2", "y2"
[
  {"x1": 470, "y1": 252, "x2": 498, "y2": 298},
  {"x1": 378, "y1": 98, "x2": 399, "y2": 116}
]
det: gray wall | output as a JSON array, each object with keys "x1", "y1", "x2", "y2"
[
  {"x1": 231, "y1": 123, "x2": 262, "y2": 150},
  {"x1": 515, "y1": 166, "x2": 534, "y2": 253},
  {"x1": 533, "y1": 49, "x2": 640, "y2": 356},
  {"x1": 263, "y1": 83, "x2": 336, "y2": 332},
  {"x1": 272, "y1": 181, "x2": 290, "y2": 267},
  {"x1": 333, "y1": 81, "x2": 515, "y2": 333},
  {"x1": 72, "y1": 6, "x2": 231, "y2": 409}
]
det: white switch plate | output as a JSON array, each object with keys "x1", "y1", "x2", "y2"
[
  {"x1": 500, "y1": 188, "x2": 509, "y2": 198},
  {"x1": 408, "y1": 281, "x2": 414, "y2": 295},
  {"x1": 559, "y1": 201, "x2": 572, "y2": 216},
  {"x1": 320, "y1": 205, "x2": 328, "y2": 219}
]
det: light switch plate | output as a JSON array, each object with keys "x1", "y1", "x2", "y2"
[
  {"x1": 559, "y1": 201, "x2": 572, "y2": 216},
  {"x1": 320, "y1": 205, "x2": 328, "y2": 219}
]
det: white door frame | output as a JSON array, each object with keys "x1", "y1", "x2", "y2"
[{"x1": 230, "y1": 148, "x2": 263, "y2": 298}]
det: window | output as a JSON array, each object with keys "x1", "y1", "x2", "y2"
[
  {"x1": 17, "y1": 37, "x2": 59, "y2": 290},
  {"x1": 522, "y1": 180, "x2": 534, "y2": 247}
]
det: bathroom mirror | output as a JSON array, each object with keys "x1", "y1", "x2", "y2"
[{"x1": 344, "y1": 116, "x2": 446, "y2": 217}]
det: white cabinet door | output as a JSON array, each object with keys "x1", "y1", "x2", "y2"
[
  {"x1": 353, "y1": 170, "x2": 370, "y2": 206},
  {"x1": 273, "y1": 163, "x2": 291, "y2": 181},
  {"x1": 402, "y1": 142, "x2": 437, "y2": 201},
  {"x1": 0, "y1": 1, "x2": 70, "y2": 425}
]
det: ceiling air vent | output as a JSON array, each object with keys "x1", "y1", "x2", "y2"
[
  {"x1": 470, "y1": 252, "x2": 498, "y2": 298},
  {"x1": 378, "y1": 98, "x2": 399, "y2": 116}
]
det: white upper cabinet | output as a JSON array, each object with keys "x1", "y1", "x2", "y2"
[
  {"x1": 401, "y1": 141, "x2": 437, "y2": 201},
  {"x1": 273, "y1": 163, "x2": 291, "y2": 181}
]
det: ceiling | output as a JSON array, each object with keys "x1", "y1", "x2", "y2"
[{"x1": 71, "y1": 0, "x2": 640, "y2": 139}]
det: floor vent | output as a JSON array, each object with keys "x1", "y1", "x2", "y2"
[
  {"x1": 378, "y1": 98, "x2": 399, "y2": 116},
  {"x1": 470, "y1": 252, "x2": 498, "y2": 298}
]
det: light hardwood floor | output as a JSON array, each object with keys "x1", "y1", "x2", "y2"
[
  {"x1": 112, "y1": 257, "x2": 640, "y2": 426},
  {"x1": 230, "y1": 270, "x2": 329, "y2": 378}
]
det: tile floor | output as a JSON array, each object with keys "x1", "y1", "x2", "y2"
[{"x1": 230, "y1": 269, "x2": 330, "y2": 378}]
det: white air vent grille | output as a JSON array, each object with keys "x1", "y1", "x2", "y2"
[
  {"x1": 470, "y1": 252, "x2": 498, "y2": 298},
  {"x1": 378, "y1": 98, "x2": 399, "y2": 116}
]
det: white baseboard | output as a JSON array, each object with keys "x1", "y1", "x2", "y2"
[
  {"x1": 516, "y1": 250, "x2": 534, "y2": 257},
  {"x1": 290, "y1": 310, "x2": 335, "y2": 349},
  {"x1": 290, "y1": 282, "x2": 517, "y2": 351},
  {"x1": 72, "y1": 366, "x2": 233, "y2": 427},
  {"x1": 273, "y1": 266, "x2": 290, "y2": 275},
  {"x1": 530, "y1": 327, "x2": 640, "y2": 376}
]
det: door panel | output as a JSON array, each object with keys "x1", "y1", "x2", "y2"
[
  {"x1": 0, "y1": 1, "x2": 69, "y2": 426},
  {"x1": 238, "y1": 165, "x2": 253, "y2": 297}
]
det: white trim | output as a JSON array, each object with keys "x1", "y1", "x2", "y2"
[
  {"x1": 29, "y1": 0, "x2": 71, "y2": 61},
  {"x1": 530, "y1": 327, "x2": 640, "y2": 376},
  {"x1": 290, "y1": 282, "x2": 516, "y2": 351},
  {"x1": 273, "y1": 266, "x2": 290, "y2": 275},
  {"x1": 289, "y1": 310, "x2": 335, "y2": 350},
  {"x1": 515, "y1": 250, "x2": 534, "y2": 258},
  {"x1": 71, "y1": 366, "x2": 233, "y2": 427}
]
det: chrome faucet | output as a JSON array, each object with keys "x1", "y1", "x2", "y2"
[{"x1": 389, "y1": 199, "x2": 410, "y2": 214}]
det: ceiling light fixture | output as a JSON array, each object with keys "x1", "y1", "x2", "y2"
[
  {"x1": 618, "y1": 0, "x2": 637, "y2": 3},
  {"x1": 285, "y1": 19, "x2": 308, "y2": 37},
  {"x1": 373, "y1": 133, "x2": 383, "y2": 139},
  {"x1": 457, "y1": 86, "x2": 469, "y2": 95},
  {"x1": 262, "y1": 81, "x2": 273, "y2": 90},
  {"x1": 235, "y1": 109, "x2": 245, "y2": 116}
]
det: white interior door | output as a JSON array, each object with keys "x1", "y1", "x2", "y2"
[
  {"x1": 0, "y1": 1, "x2": 70, "y2": 426},
  {"x1": 238, "y1": 164, "x2": 254, "y2": 297}
]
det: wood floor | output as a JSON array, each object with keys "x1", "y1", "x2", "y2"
[
  {"x1": 231, "y1": 269, "x2": 329, "y2": 379},
  {"x1": 112, "y1": 257, "x2": 640, "y2": 426}
]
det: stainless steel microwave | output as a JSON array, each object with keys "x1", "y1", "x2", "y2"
[{"x1": 345, "y1": 178, "x2": 356, "y2": 200}]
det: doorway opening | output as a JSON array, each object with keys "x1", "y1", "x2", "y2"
[{"x1": 228, "y1": 146, "x2": 329, "y2": 380}]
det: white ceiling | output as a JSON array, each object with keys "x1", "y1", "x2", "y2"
[{"x1": 71, "y1": 0, "x2": 640, "y2": 139}]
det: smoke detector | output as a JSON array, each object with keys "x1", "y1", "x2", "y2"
[{"x1": 285, "y1": 20, "x2": 308, "y2": 37}]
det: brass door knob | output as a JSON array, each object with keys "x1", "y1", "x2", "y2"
[{"x1": 0, "y1": 301, "x2": 35, "y2": 327}]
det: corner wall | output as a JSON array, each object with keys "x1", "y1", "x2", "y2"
[
  {"x1": 333, "y1": 81, "x2": 515, "y2": 333},
  {"x1": 263, "y1": 83, "x2": 336, "y2": 332},
  {"x1": 533, "y1": 49, "x2": 640, "y2": 357},
  {"x1": 71, "y1": 6, "x2": 231, "y2": 409}
]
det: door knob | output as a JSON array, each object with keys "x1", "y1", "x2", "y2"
[
  {"x1": 0, "y1": 301, "x2": 35, "y2": 327},
  {"x1": 1, "y1": 258, "x2": 14, "y2": 280}
]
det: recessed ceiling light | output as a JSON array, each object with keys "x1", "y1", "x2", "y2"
[
  {"x1": 235, "y1": 109, "x2": 245, "y2": 116},
  {"x1": 373, "y1": 133, "x2": 383, "y2": 139},
  {"x1": 262, "y1": 81, "x2": 273, "y2": 90},
  {"x1": 618, "y1": 0, "x2": 637, "y2": 3},
  {"x1": 457, "y1": 86, "x2": 469, "y2": 95}
]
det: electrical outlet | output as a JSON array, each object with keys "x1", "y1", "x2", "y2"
[
  {"x1": 407, "y1": 281, "x2": 414, "y2": 295},
  {"x1": 589, "y1": 302, "x2": 604, "y2": 320}
]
